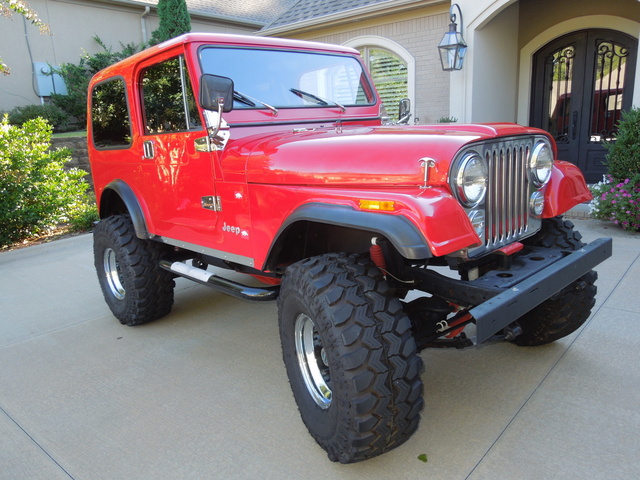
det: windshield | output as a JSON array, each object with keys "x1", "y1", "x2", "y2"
[{"x1": 199, "y1": 47, "x2": 375, "y2": 110}]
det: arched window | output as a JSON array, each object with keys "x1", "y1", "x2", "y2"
[{"x1": 344, "y1": 37, "x2": 414, "y2": 122}]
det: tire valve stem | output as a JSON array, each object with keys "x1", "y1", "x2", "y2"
[
  {"x1": 370, "y1": 237, "x2": 387, "y2": 273},
  {"x1": 321, "y1": 348, "x2": 328, "y2": 366}
]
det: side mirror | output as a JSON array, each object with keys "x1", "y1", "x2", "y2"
[
  {"x1": 199, "y1": 74, "x2": 234, "y2": 112},
  {"x1": 398, "y1": 98, "x2": 411, "y2": 124}
]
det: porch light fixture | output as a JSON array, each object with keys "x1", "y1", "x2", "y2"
[{"x1": 438, "y1": 3, "x2": 467, "y2": 71}]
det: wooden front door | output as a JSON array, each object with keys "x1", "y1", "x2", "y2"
[{"x1": 530, "y1": 29, "x2": 637, "y2": 183}]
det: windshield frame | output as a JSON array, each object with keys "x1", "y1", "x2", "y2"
[{"x1": 197, "y1": 45, "x2": 377, "y2": 112}]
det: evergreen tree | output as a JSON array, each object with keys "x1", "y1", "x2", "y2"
[{"x1": 150, "y1": 0, "x2": 191, "y2": 45}]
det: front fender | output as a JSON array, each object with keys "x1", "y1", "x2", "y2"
[
  {"x1": 100, "y1": 180, "x2": 150, "y2": 239},
  {"x1": 266, "y1": 187, "x2": 479, "y2": 266},
  {"x1": 275, "y1": 203, "x2": 433, "y2": 260},
  {"x1": 543, "y1": 161, "x2": 592, "y2": 218}
]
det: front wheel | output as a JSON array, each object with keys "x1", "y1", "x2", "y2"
[
  {"x1": 512, "y1": 217, "x2": 598, "y2": 346},
  {"x1": 93, "y1": 215, "x2": 175, "y2": 326},
  {"x1": 278, "y1": 253, "x2": 423, "y2": 463}
]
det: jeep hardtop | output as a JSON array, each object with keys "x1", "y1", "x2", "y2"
[{"x1": 88, "y1": 33, "x2": 612, "y2": 463}]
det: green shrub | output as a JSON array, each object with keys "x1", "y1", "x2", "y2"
[
  {"x1": 68, "y1": 198, "x2": 99, "y2": 232},
  {"x1": 0, "y1": 115, "x2": 90, "y2": 246},
  {"x1": 589, "y1": 107, "x2": 640, "y2": 232},
  {"x1": 604, "y1": 107, "x2": 640, "y2": 182},
  {"x1": 7, "y1": 103, "x2": 70, "y2": 132}
]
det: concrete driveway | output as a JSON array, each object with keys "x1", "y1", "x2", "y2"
[{"x1": 1, "y1": 218, "x2": 639, "y2": 480}]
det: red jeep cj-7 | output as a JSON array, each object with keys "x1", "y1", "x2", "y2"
[{"x1": 88, "y1": 33, "x2": 612, "y2": 463}]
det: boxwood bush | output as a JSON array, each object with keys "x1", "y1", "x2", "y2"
[
  {"x1": 604, "y1": 107, "x2": 640, "y2": 182},
  {"x1": 7, "y1": 104, "x2": 70, "y2": 132},
  {"x1": 0, "y1": 116, "x2": 93, "y2": 247}
]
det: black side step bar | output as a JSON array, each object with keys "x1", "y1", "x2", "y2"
[{"x1": 159, "y1": 260, "x2": 279, "y2": 302}]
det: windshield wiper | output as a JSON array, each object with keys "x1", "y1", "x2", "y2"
[
  {"x1": 234, "y1": 90, "x2": 278, "y2": 116},
  {"x1": 290, "y1": 88, "x2": 346, "y2": 113}
]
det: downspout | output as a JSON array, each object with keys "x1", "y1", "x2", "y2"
[{"x1": 140, "y1": 6, "x2": 151, "y2": 43}]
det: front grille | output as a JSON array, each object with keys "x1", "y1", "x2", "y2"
[
  {"x1": 485, "y1": 142, "x2": 530, "y2": 247},
  {"x1": 462, "y1": 136, "x2": 543, "y2": 257}
]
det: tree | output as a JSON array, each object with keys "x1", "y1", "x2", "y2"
[
  {"x1": 1, "y1": 0, "x2": 50, "y2": 75},
  {"x1": 51, "y1": 36, "x2": 143, "y2": 125},
  {"x1": 150, "y1": 0, "x2": 191, "y2": 45},
  {"x1": 604, "y1": 107, "x2": 640, "y2": 182}
]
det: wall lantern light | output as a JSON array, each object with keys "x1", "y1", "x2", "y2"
[{"x1": 438, "y1": 3, "x2": 467, "y2": 71}]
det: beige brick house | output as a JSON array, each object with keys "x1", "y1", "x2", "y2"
[{"x1": 2, "y1": 0, "x2": 638, "y2": 181}]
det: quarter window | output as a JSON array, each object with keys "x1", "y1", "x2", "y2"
[
  {"x1": 91, "y1": 77, "x2": 132, "y2": 149},
  {"x1": 141, "y1": 56, "x2": 201, "y2": 134}
]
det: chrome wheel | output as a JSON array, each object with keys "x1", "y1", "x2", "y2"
[
  {"x1": 294, "y1": 313, "x2": 332, "y2": 408},
  {"x1": 103, "y1": 247, "x2": 125, "y2": 300}
]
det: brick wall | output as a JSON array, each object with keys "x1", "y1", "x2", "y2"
[{"x1": 51, "y1": 136, "x2": 92, "y2": 187}]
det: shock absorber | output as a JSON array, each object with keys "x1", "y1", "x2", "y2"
[{"x1": 369, "y1": 237, "x2": 387, "y2": 273}]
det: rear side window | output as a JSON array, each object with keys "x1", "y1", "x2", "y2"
[
  {"x1": 141, "y1": 56, "x2": 201, "y2": 134},
  {"x1": 91, "y1": 77, "x2": 132, "y2": 149}
]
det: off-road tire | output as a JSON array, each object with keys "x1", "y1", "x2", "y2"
[
  {"x1": 512, "y1": 216, "x2": 598, "y2": 346},
  {"x1": 278, "y1": 253, "x2": 424, "y2": 463},
  {"x1": 93, "y1": 215, "x2": 175, "y2": 326}
]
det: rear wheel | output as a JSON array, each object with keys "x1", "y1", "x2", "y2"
[
  {"x1": 512, "y1": 216, "x2": 597, "y2": 346},
  {"x1": 278, "y1": 253, "x2": 423, "y2": 463},
  {"x1": 93, "y1": 215, "x2": 174, "y2": 326}
]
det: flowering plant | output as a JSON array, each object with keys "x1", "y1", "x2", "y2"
[{"x1": 589, "y1": 174, "x2": 640, "y2": 232}]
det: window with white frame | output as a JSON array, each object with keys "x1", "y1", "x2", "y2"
[{"x1": 345, "y1": 37, "x2": 414, "y2": 123}]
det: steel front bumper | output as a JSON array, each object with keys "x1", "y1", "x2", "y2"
[
  {"x1": 408, "y1": 237, "x2": 613, "y2": 345},
  {"x1": 471, "y1": 237, "x2": 612, "y2": 343}
]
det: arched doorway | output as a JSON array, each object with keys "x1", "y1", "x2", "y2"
[{"x1": 530, "y1": 29, "x2": 637, "y2": 183}]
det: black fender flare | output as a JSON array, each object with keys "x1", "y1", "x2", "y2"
[
  {"x1": 269, "y1": 203, "x2": 432, "y2": 262},
  {"x1": 100, "y1": 180, "x2": 150, "y2": 239}
]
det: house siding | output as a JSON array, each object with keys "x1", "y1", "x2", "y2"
[{"x1": 0, "y1": 0, "x2": 258, "y2": 112}]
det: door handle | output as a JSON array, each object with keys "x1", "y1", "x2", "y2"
[
  {"x1": 572, "y1": 111, "x2": 578, "y2": 140},
  {"x1": 143, "y1": 140, "x2": 155, "y2": 159}
]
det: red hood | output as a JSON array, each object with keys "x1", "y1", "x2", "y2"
[{"x1": 222, "y1": 123, "x2": 545, "y2": 187}]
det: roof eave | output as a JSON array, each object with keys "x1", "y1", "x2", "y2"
[
  {"x1": 190, "y1": 11, "x2": 265, "y2": 29},
  {"x1": 102, "y1": 0, "x2": 266, "y2": 29},
  {"x1": 258, "y1": 0, "x2": 447, "y2": 36}
]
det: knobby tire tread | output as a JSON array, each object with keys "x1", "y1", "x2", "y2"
[
  {"x1": 513, "y1": 216, "x2": 598, "y2": 346},
  {"x1": 94, "y1": 215, "x2": 174, "y2": 326},
  {"x1": 278, "y1": 253, "x2": 423, "y2": 463}
]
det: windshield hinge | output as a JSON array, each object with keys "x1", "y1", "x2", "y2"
[{"x1": 202, "y1": 195, "x2": 222, "y2": 212}]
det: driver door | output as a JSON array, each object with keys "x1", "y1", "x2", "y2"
[{"x1": 137, "y1": 54, "x2": 220, "y2": 244}]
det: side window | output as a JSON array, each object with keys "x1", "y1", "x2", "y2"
[
  {"x1": 91, "y1": 78, "x2": 132, "y2": 149},
  {"x1": 141, "y1": 56, "x2": 201, "y2": 134}
]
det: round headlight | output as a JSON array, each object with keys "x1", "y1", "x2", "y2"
[
  {"x1": 530, "y1": 141, "x2": 553, "y2": 187},
  {"x1": 456, "y1": 153, "x2": 487, "y2": 207}
]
